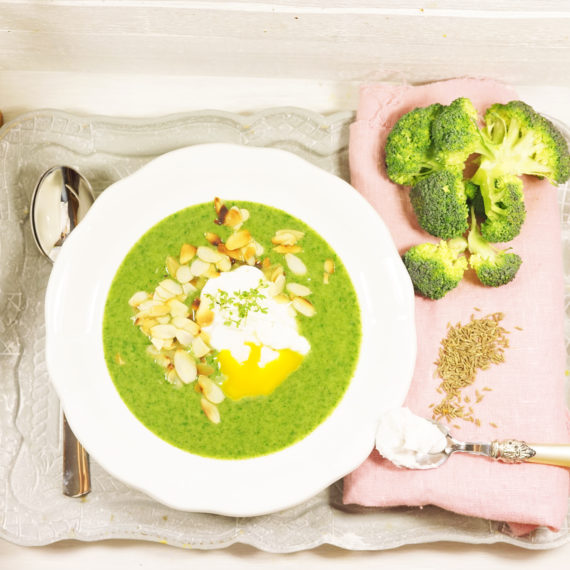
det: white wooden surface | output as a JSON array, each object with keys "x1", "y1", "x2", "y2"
[{"x1": 1, "y1": 1, "x2": 570, "y2": 86}]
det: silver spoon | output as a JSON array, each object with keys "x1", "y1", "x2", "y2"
[
  {"x1": 424, "y1": 421, "x2": 570, "y2": 469},
  {"x1": 30, "y1": 165, "x2": 94, "y2": 496}
]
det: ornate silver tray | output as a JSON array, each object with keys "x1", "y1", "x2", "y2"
[{"x1": 0, "y1": 108, "x2": 568, "y2": 551}]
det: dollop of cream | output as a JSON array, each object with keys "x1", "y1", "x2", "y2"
[{"x1": 375, "y1": 407, "x2": 448, "y2": 469}]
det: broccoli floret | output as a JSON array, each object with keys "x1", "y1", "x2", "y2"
[
  {"x1": 431, "y1": 97, "x2": 481, "y2": 165},
  {"x1": 464, "y1": 180, "x2": 486, "y2": 218},
  {"x1": 385, "y1": 103, "x2": 445, "y2": 186},
  {"x1": 467, "y1": 209, "x2": 522, "y2": 286},
  {"x1": 403, "y1": 238, "x2": 468, "y2": 299},
  {"x1": 409, "y1": 169, "x2": 469, "y2": 239},
  {"x1": 481, "y1": 101, "x2": 570, "y2": 184},
  {"x1": 470, "y1": 171, "x2": 526, "y2": 242}
]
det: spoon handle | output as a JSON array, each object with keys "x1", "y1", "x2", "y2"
[
  {"x1": 63, "y1": 415, "x2": 91, "y2": 497},
  {"x1": 491, "y1": 440, "x2": 570, "y2": 468}
]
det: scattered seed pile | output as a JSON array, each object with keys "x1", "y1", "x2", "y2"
[{"x1": 430, "y1": 311, "x2": 512, "y2": 428}]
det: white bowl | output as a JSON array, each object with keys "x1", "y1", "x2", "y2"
[{"x1": 45, "y1": 144, "x2": 415, "y2": 516}]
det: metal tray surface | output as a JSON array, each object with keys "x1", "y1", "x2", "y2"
[{"x1": 0, "y1": 108, "x2": 568, "y2": 551}]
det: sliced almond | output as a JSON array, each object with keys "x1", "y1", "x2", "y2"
[
  {"x1": 285, "y1": 253, "x2": 307, "y2": 275},
  {"x1": 214, "y1": 196, "x2": 224, "y2": 215},
  {"x1": 201, "y1": 397, "x2": 221, "y2": 424},
  {"x1": 115, "y1": 353, "x2": 125, "y2": 365},
  {"x1": 273, "y1": 293, "x2": 290, "y2": 304},
  {"x1": 204, "y1": 264, "x2": 220, "y2": 279},
  {"x1": 218, "y1": 243, "x2": 244, "y2": 261},
  {"x1": 276, "y1": 228, "x2": 304, "y2": 239},
  {"x1": 224, "y1": 206, "x2": 243, "y2": 228},
  {"x1": 137, "y1": 299, "x2": 162, "y2": 313},
  {"x1": 190, "y1": 258, "x2": 211, "y2": 277},
  {"x1": 148, "y1": 303, "x2": 171, "y2": 317},
  {"x1": 167, "y1": 298, "x2": 190, "y2": 318},
  {"x1": 173, "y1": 350, "x2": 197, "y2": 384},
  {"x1": 268, "y1": 274, "x2": 286, "y2": 297},
  {"x1": 175, "y1": 265, "x2": 193, "y2": 284},
  {"x1": 292, "y1": 296, "x2": 316, "y2": 317},
  {"x1": 225, "y1": 229, "x2": 252, "y2": 251},
  {"x1": 172, "y1": 316, "x2": 200, "y2": 336},
  {"x1": 166, "y1": 368, "x2": 182, "y2": 386},
  {"x1": 174, "y1": 328, "x2": 194, "y2": 347},
  {"x1": 270, "y1": 265, "x2": 284, "y2": 282},
  {"x1": 182, "y1": 281, "x2": 197, "y2": 296},
  {"x1": 192, "y1": 336, "x2": 211, "y2": 358},
  {"x1": 153, "y1": 353, "x2": 172, "y2": 368},
  {"x1": 324, "y1": 258, "x2": 335, "y2": 274},
  {"x1": 204, "y1": 232, "x2": 222, "y2": 246},
  {"x1": 198, "y1": 375, "x2": 225, "y2": 404},
  {"x1": 197, "y1": 245, "x2": 224, "y2": 264},
  {"x1": 165, "y1": 255, "x2": 180, "y2": 277},
  {"x1": 286, "y1": 283, "x2": 312, "y2": 297},
  {"x1": 197, "y1": 362, "x2": 215, "y2": 376},
  {"x1": 274, "y1": 245, "x2": 302, "y2": 254},
  {"x1": 216, "y1": 256, "x2": 232, "y2": 272},
  {"x1": 179, "y1": 243, "x2": 197, "y2": 264},
  {"x1": 151, "y1": 324, "x2": 177, "y2": 339},
  {"x1": 153, "y1": 285, "x2": 175, "y2": 301},
  {"x1": 323, "y1": 272, "x2": 330, "y2": 285},
  {"x1": 128, "y1": 291, "x2": 149, "y2": 307},
  {"x1": 150, "y1": 337, "x2": 166, "y2": 351},
  {"x1": 261, "y1": 257, "x2": 271, "y2": 270},
  {"x1": 136, "y1": 317, "x2": 157, "y2": 335},
  {"x1": 195, "y1": 304, "x2": 215, "y2": 327},
  {"x1": 159, "y1": 279, "x2": 183, "y2": 296},
  {"x1": 155, "y1": 315, "x2": 171, "y2": 325},
  {"x1": 244, "y1": 245, "x2": 256, "y2": 266},
  {"x1": 239, "y1": 208, "x2": 250, "y2": 223},
  {"x1": 272, "y1": 232, "x2": 299, "y2": 246}
]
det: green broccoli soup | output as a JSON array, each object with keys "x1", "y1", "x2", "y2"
[{"x1": 103, "y1": 199, "x2": 361, "y2": 459}]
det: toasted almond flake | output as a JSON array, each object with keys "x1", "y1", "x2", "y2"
[
  {"x1": 276, "y1": 228, "x2": 304, "y2": 239},
  {"x1": 218, "y1": 243, "x2": 244, "y2": 261},
  {"x1": 285, "y1": 253, "x2": 307, "y2": 275},
  {"x1": 175, "y1": 265, "x2": 192, "y2": 284},
  {"x1": 192, "y1": 336, "x2": 211, "y2": 358},
  {"x1": 173, "y1": 350, "x2": 197, "y2": 384},
  {"x1": 182, "y1": 282, "x2": 197, "y2": 296},
  {"x1": 262, "y1": 257, "x2": 271, "y2": 270},
  {"x1": 151, "y1": 324, "x2": 177, "y2": 339},
  {"x1": 239, "y1": 208, "x2": 250, "y2": 223},
  {"x1": 197, "y1": 245, "x2": 224, "y2": 263},
  {"x1": 244, "y1": 245, "x2": 256, "y2": 265},
  {"x1": 197, "y1": 362, "x2": 215, "y2": 376},
  {"x1": 201, "y1": 397, "x2": 221, "y2": 424},
  {"x1": 172, "y1": 316, "x2": 200, "y2": 335},
  {"x1": 274, "y1": 244, "x2": 302, "y2": 254},
  {"x1": 153, "y1": 353, "x2": 172, "y2": 368},
  {"x1": 167, "y1": 298, "x2": 189, "y2": 318},
  {"x1": 292, "y1": 296, "x2": 316, "y2": 317},
  {"x1": 270, "y1": 265, "x2": 284, "y2": 282},
  {"x1": 324, "y1": 259, "x2": 335, "y2": 274},
  {"x1": 190, "y1": 258, "x2": 211, "y2": 277},
  {"x1": 150, "y1": 337, "x2": 166, "y2": 351},
  {"x1": 272, "y1": 232, "x2": 299, "y2": 246},
  {"x1": 198, "y1": 375, "x2": 225, "y2": 404},
  {"x1": 323, "y1": 272, "x2": 329, "y2": 284},
  {"x1": 128, "y1": 291, "x2": 149, "y2": 307},
  {"x1": 226, "y1": 229, "x2": 252, "y2": 251},
  {"x1": 159, "y1": 279, "x2": 184, "y2": 296},
  {"x1": 204, "y1": 264, "x2": 220, "y2": 279},
  {"x1": 214, "y1": 196, "x2": 224, "y2": 215},
  {"x1": 252, "y1": 240, "x2": 264, "y2": 256},
  {"x1": 148, "y1": 303, "x2": 171, "y2": 317},
  {"x1": 199, "y1": 330, "x2": 211, "y2": 344},
  {"x1": 273, "y1": 293, "x2": 290, "y2": 304},
  {"x1": 155, "y1": 315, "x2": 171, "y2": 325},
  {"x1": 166, "y1": 368, "x2": 182, "y2": 386},
  {"x1": 286, "y1": 283, "x2": 312, "y2": 297},
  {"x1": 153, "y1": 286, "x2": 174, "y2": 301},
  {"x1": 179, "y1": 243, "x2": 197, "y2": 264},
  {"x1": 115, "y1": 353, "x2": 125, "y2": 365},
  {"x1": 224, "y1": 207, "x2": 243, "y2": 228},
  {"x1": 137, "y1": 299, "x2": 162, "y2": 313},
  {"x1": 216, "y1": 256, "x2": 232, "y2": 272},
  {"x1": 268, "y1": 274, "x2": 286, "y2": 297},
  {"x1": 175, "y1": 328, "x2": 194, "y2": 347},
  {"x1": 136, "y1": 317, "x2": 157, "y2": 335},
  {"x1": 165, "y1": 256, "x2": 180, "y2": 277},
  {"x1": 204, "y1": 232, "x2": 222, "y2": 246},
  {"x1": 196, "y1": 304, "x2": 215, "y2": 327}
]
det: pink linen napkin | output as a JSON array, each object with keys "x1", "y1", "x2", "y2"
[{"x1": 343, "y1": 78, "x2": 570, "y2": 534}]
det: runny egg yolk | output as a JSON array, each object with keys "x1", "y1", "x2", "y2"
[{"x1": 218, "y1": 342, "x2": 304, "y2": 400}]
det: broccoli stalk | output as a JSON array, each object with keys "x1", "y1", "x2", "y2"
[
  {"x1": 467, "y1": 208, "x2": 522, "y2": 287},
  {"x1": 403, "y1": 238, "x2": 468, "y2": 299}
]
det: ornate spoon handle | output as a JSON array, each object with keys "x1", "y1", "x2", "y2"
[{"x1": 490, "y1": 440, "x2": 570, "y2": 467}]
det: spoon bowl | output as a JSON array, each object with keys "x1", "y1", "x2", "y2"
[
  {"x1": 30, "y1": 165, "x2": 94, "y2": 497},
  {"x1": 31, "y1": 166, "x2": 94, "y2": 261}
]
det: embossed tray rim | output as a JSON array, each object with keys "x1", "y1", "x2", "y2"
[{"x1": 0, "y1": 107, "x2": 568, "y2": 551}]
